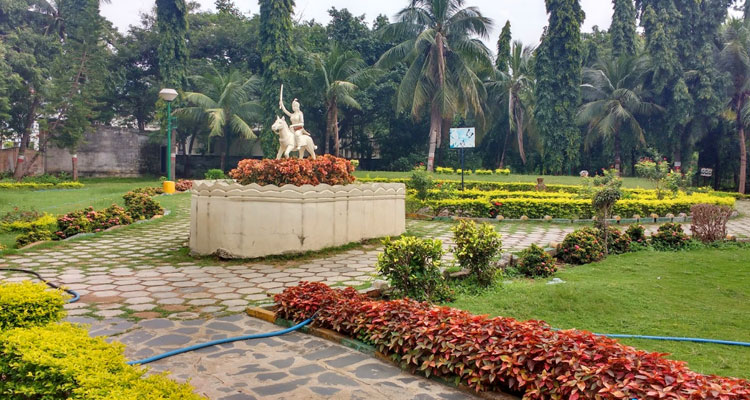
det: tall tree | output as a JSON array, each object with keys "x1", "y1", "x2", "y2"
[
  {"x1": 577, "y1": 56, "x2": 661, "y2": 172},
  {"x1": 718, "y1": 18, "x2": 750, "y2": 194},
  {"x1": 156, "y1": 0, "x2": 189, "y2": 88},
  {"x1": 377, "y1": 0, "x2": 493, "y2": 171},
  {"x1": 259, "y1": 0, "x2": 295, "y2": 158},
  {"x1": 534, "y1": 0, "x2": 585, "y2": 174},
  {"x1": 496, "y1": 21, "x2": 512, "y2": 72},
  {"x1": 313, "y1": 46, "x2": 370, "y2": 156},
  {"x1": 610, "y1": 0, "x2": 636, "y2": 57},
  {"x1": 487, "y1": 41, "x2": 535, "y2": 168},
  {"x1": 177, "y1": 69, "x2": 261, "y2": 170}
]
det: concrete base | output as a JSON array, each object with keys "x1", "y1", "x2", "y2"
[{"x1": 189, "y1": 180, "x2": 406, "y2": 258}]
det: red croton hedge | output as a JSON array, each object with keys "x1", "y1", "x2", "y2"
[
  {"x1": 229, "y1": 155, "x2": 356, "y2": 186},
  {"x1": 275, "y1": 282, "x2": 750, "y2": 399}
]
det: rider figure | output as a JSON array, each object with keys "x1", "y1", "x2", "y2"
[{"x1": 279, "y1": 98, "x2": 310, "y2": 150}]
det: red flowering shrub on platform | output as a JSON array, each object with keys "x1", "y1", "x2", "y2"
[
  {"x1": 275, "y1": 282, "x2": 750, "y2": 398},
  {"x1": 229, "y1": 155, "x2": 356, "y2": 186}
]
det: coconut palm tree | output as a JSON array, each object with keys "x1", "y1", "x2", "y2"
[
  {"x1": 376, "y1": 0, "x2": 493, "y2": 171},
  {"x1": 485, "y1": 40, "x2": 535, "y2": 168},
  {"x1": 177, "y1": 68, "x2": 261, "y2": 171},
  {"x1": 718, "y1": 18, "x2": 750, "y2": 194},
  {"x1": 313, "y1": 46, "x2": 372, "y2": 156},
  {"x1": 577, "y1": 55, "x2": 661, "y2": 173}
]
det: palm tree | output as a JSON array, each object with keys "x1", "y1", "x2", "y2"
[
  {"x1": 376, "y1": 0, "x2": 493, "y2": 171},
  {"x1": 718, "y1": 18, "x2": 750, "y2": 194},
  {"x1": 577, "y1": 55, "x2": 661, "y2": 173},
  {"x1": 313, "y1": 46, "x2": 372, "y2": 156},
  {"x1": 177, "y1": 68, "x2": 261, "y2": 171},
  {"x1": 485, "y1": 41, "x2": 535, "y2": 168}
]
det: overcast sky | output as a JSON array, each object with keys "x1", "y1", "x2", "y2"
[{"x1": 101, "y1": 0, "x2": 616, "y2": 49}]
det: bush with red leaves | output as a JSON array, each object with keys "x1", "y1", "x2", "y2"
[
  {"x1": 228, "y1": 155, "x2": 356, "y2": 186},
  {"x1": 175, "y1": 179, "x2": 193, "y2": 192},
  {"x1": 275, "y1": 282, "x2": 750, "y2": 398}
]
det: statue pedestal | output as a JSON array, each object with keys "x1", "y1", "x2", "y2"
[{"x1": 189, "y1": 181, "x2": 406, "y2": 258}]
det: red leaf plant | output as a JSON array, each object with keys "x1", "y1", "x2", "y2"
[
  {"x1": 229, "y1": 155, "x2": 356, "y2": 187},
  {"x1": 275, "y1": 282, "x2": 750, "y2": 399}
]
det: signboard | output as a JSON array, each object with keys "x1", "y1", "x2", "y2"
[
  {"x1": 700, "y1": 168, "x2": 713, "y2": 177},
  {"x1": 449, "y1": 127, "x2": 475, "y2": 149}
]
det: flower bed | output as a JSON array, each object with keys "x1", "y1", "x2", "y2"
[
  {"x1": 275, "y1": 282, "x2": 750, "y2": 398},
  {"x1": 230, "y1": 155, "x2": 355, "y2": 186}
]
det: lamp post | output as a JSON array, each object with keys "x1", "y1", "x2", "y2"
[{"x1": 158, "y1": 88, "x2": 178, "y2": 184}]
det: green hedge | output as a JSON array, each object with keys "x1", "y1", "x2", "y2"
[
  {"x1": 428, "y1": 194, "x2": 736, "y2": 219},
  {"x1": 0, "y1": 281, "x2": 67, "y2": 330},
  {"x1": 0, "y1": 181, "x2": 84, "y2": 190},
  {"x1": 0, "y1": 323, "x2": 203, "y2": 399}
]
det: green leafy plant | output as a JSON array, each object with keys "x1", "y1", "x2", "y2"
[
  {"x1": 376, "y1": 236, "x2": 453, "y2": 302},
  {"x1": 204, "y1": 169, "x2": 226, "y2": 179},
  {"x1": 451, "y1": 220, "x2": 502, "y2": 286},
  {"x1": 607, "y1": 227, "x2": 632, "y2": 254},
  {"x1": 518, "y1": 244, "x2": 557, "y2": 278},
  {"x1": 558, "y1": 227, "x2": 606, "y2": 265},
  {"x1": 625, "y1": 224, "x2": 647, "y2": 245},
  {"x1": 15, "y1": 229, "x2": 54, "y2": 248},
  {"x1": 409, "y1": 168, "x2": 434, "y2": 200},
  {"x1": 651, "y1": 222, "x2": 691, "y2": 250},
  {"x1": 0, "y1": 281, "x2": 67, "y2": 330},
  {"x1": 123, "y1": 192, "x2": 164, "y2": 220}
]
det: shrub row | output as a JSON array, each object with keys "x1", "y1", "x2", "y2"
[
  {"x1": 0, "y1": 282, "x2": 201, "y2": 399},
  {"x1": 275, "y1": 282, "x2": 750, "y2": 398},
  {"x1": 425, "y1": 188, "x2": 575, "y2": 200},
  {"x1": 434, "y1": 167, "x2": 511, "y2": 175},
  {"x1": 427, "y1": 194, "x2": 735, "y2": 219},
  {"x1": 0, "y1": 213, "x2": 57, "y2": 232},
  {"x1": 0, "y1": 281, "x2": 67, "y2": 330},
  {"x1": 229, "y1": 155, "x2": 356, "y2": 186},
  {"x1": 0, "y1": 181, "x2": 84, "y2": 190}
]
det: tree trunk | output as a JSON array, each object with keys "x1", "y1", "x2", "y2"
[
  {"x1": 185, "y1": 134, "x2": 196, "y2": 178},
  {"x1": 499, "y1": 127, "x2": 512, "y2": 169},
  {"x1": 220, "y1": 133, "x2": 230, "y2": 172},
  {"x1": 614, "y1": 131, "x2": 622, "y2": 173},
  {"x1": 739, "y1": 122, "x2": 747, "y2": 194},
  {"x1": 325, "y1": 100, "x2": 334, "y2": 155},
  {"x1": 427, "y1": 103, "x2": 441, "y2": 172},
  {"x1": 13, "y1": 97, "x2": 39, "y2": 180},
  {"x1": 72, "y1": 154, "x2": 78, "y2": 181},
  {"x1": 333, "y1": 100, "x2": 340, "y2": 157}
]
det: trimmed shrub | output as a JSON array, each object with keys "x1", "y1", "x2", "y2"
[
  {"x1": 410, "y1": 169, "x2": 434, "y2": 200},
  {"x1": 175, "y1": 179, "x2": 193, "y2": 192},
  {"x1": 0, "y1": 181, "x2": 84, "y2": 190},
  {"x1": 275, "y1": 282, "x2": 750, "y2": 397},
  {"x1": 123, "y1": 191, "x2": 164, "y2": 220},
  {"x1": 0, "y1": 212, "x2": 56, "y2": 233},
  {"x1": 690, "y1": 203, "x2": 733, "y2": 243},
  {"x1": 651, "y1": 222, "x2": 690, "y2": 250},
  {"x1": 607, "y1": 227, "x2": 632, "y2": 254},
  {"x1": 451, "y1": 220, "x2": 502, "y2": 285},
  {"x1": 15, "y1": 228, "x2": 54, "y2": 247},
  {"x1": 625, "y1": 224, "x2": 647, "y2": 244},
  {"x1": 376, "y1": 236, "x2": 453, "y2": 302},
  {"x1": 0, "y1": 281, "x2": 66, "y2": 330},
  {"x1": 0, "y1": 323, "x2": 203, "y2": 399},
  {"x1": 435, "y1": 166, "x2": 455, "y2": 174},
  {"x1": 204, "y1": 168, "x2": 226, "y2": 179},
  {"x1": 131, "y1": 186, "x2": 164, "y2": 196},
  {"x1": 229, "y1": 155, "x2": 356, "y2": 186},
  {"x1": 558, "y1": 227, "x2": 605, "y2": 265},
  {"x1": 517, "y1": 244, "x2": 557, "y2": 278}
]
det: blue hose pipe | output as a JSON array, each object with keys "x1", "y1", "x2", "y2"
[
  {"x1": 0, "y1": 268, "x2": 80, "y2": 303},
  {"x1": 126, "y1": 316, "x2": 315, "y2": 365}
]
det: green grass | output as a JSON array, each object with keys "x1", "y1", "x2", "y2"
[
  {"x1": 449, "y1": 247, "x2": 750, "y2": 379},
  {"x1": 0, "y1": 178, "x2": 165, "y2": 250},
  {"x1": 354, "y1": 170, "x2": 655, "y2": 189}
]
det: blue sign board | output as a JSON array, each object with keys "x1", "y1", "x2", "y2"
[{"x1": 449, "y1": 127, "x2": 475, "y2": 149}]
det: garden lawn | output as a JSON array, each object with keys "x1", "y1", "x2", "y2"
[
  {"x1": 0, "y1": 178, "x2": 163, "y2": 250},
  {"x1": 450, "y1": 247, "x2": 750, "y2": 379},
  {"x1": 354, "y1": 170, "x2": 655, "y2": 189}
]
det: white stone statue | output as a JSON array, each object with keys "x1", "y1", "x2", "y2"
[{"x1": 272, "y1": 116, "x2": 317, "y2": 160}]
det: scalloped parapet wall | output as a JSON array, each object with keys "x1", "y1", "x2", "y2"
[{"x1": 189, "y1": 180, "x2": 406, "y2": 258}]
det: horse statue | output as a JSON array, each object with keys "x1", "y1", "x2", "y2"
[{"x1": 271, "y1": 116, "x2": 317, "y2": 160}]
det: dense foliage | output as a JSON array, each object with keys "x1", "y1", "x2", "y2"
[
  {"x1": 651, "y1": 222, "x2": 691, "y2": 250},
  {"x1": 451, "y1": 220, "x2": 502, "y2": 285},
  {"x1": 517, "y1": 244, "x2": 557, "y2": 278},
  {"x1": 0, "y1": 281, "x2": 67, "y2": 330},
  {"x1": 229, "y1": 155, "x2": 356, "y2": 186},
  {"x1": 375, "y1": 236, "x2": 453, "y2": 302},
  {"x1": 558, "y1": 227, "x2": 606, "y2": 264},
  {"x1": 275, "y1": 282, "x2": 750, "y2": 397}
]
